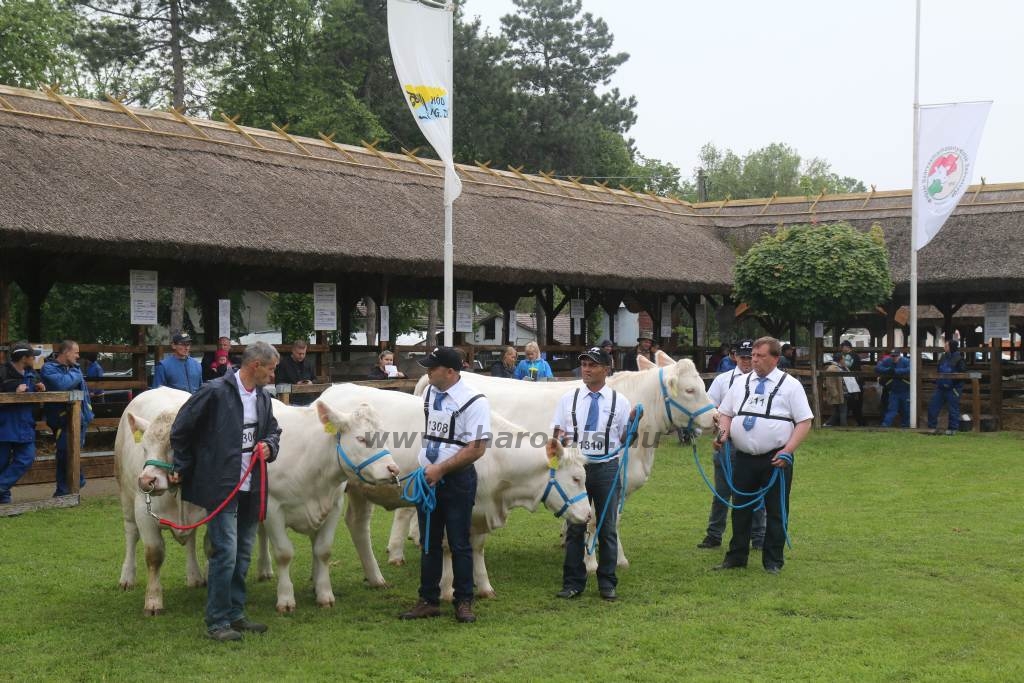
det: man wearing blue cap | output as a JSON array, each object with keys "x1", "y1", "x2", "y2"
[
  {"x1": 0, "y1": 342, "x2": 45, "y2": 504},
  {"x1": 400, "y1": 347, "x2": 491, "y2": 624}
]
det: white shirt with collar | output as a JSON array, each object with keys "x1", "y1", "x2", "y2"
[
  {"x1": 707, "y1": 366, "x2": 750, "y2": 407},
  {"x1": 719, "y1": 367, "x2": 813, "y2": 455},
  {"x1": 419, "y1": 377, "x2": 492, "y2": 468},
  {"x1": 550, "y1": 384, "x2": 632, "y2": 460},
  {"x1": 234, "y1": 372, "x2": 259, "y2": 491}
]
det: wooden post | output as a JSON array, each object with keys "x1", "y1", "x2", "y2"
[
  {"x1": 67, "y1": 394, "x2": 82, "y2": 495},
  {"x1": 315, "y1": 332, "x2": 328, "y2": 382},
  {"x1": 0, "y1": 278, "x2": 9, "y2": 362},
  {"x1": 810, "y1": 335, "x2": 822, "y2": 429},
  {"x1": 132, "y1": 325, "x2": 147, "y2": 386},
  {"x1": 971, "y1": 375, "x2": 981, "y2": 433},
  {"x1": 990, "y1": 337, "x2": 1003, "y2": 429}
]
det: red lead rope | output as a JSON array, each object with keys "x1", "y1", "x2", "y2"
[{"x1": 158, "y1": 442, "x2": 269, "y2": 531}]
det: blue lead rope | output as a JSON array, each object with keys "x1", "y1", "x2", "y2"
[
  {"x1": 692, "y1": 440, "x2": 794, "y2": 548},
  {"x1": 399, "y1": 467, "x2": 438, "y2": 554},
  {"x1": 336, "y1": 443, "x2": 392, "y2": 485},
  {"x1": 586, "y1": 404, "x2": 643, "y2": 555}
]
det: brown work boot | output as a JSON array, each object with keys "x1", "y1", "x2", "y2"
[
  {"x1": 454, "y1": 601, "x2": 476, "y2": 623},
  {"x1": 399, "y1": 599, "x2": 441, "y2": 620}
]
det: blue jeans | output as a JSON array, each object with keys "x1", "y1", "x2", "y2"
[
  {"x1": 564, "y1": 459, "x2": 620, "y2": 592},
  {"x1": 706, "y1": 449, "x2": 766, "y2": 545},
  {"x1": 52, "y1": 424, "x2": 86, "y2": 496},
  {"x1": 205, "y1": 492, "x2": 259, "y2": 631},
  {"x1": 0, "y1": 442, "x2": 36, "y2": 498},
  {"x1": 417, "y1": 466, "x2": 477, "y2": 605},
  {"x1": 881, "y1": 391, "x2": 910, "y2": 428},
  {"x1": 927, "y1": 387, "x2": 961, "y2": 430}
]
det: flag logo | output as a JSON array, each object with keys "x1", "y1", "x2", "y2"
[
  {"x1": 403, "y1": 84, "x2": 450, "y2": 121},
  {"x1": 922, "y1": 146, "x2": 969, "y2": 204}
]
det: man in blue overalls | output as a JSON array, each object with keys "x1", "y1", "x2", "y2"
[
  {"x1": 928, "y1": 339, "x2": 966, "y2": 435},
  {"x1": 877, "y1": 348, "x2": 911, "y2": 428},
  {"x1": 0, "y1": 342, "x2": 45, "y2": 504}
]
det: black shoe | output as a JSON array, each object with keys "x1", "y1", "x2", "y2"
[
  {"x1": 712, "y1": 562, "x2": 745, "y2": 571},
  {"x1": 206, "y1": 626, "x2": 243, "y2": 642},
  {"x1": 555, "y1": 587, "x2": 583, "y2": 599},
  {"x1": 696, "y1": 536, "x2": 721, "y2": 549},
  {"x1": 599, "y1": 588, "x2": 617, "y2": 602},
  {"x1": 231, "y1": 619, "x2": 268, "y2": 633},
  {"x1": 765, "y1": 565, "x2": 782, "y2": 575},
  {"x1": 399, "y1": 599, "x2": 441, "y2": 619}
]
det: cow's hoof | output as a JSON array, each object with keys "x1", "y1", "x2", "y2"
[
  {"x1": 143, "y1": 606, "x2": 164, "y2": 616},
  {"x1": 387, "y1": 557, "x2": 405, "y2": 567},
  {"x1": 617, "y1": 558, "x2": 630, "y2": 569},
  {"x1": 119, "y1": 580, "x2": 135, "y2": 591},
  {"x1": 367, "y1": 580, "x2": 392, "y2": 590},
  {"x1": 277, "y1": 602, "x2": 296, "y2": 614},
  {"x1": 256, "y1": 572, "x2": 273, "y2": 582},
  {"x1": 441, "y1": 591, "x2": 454, "y2": 603},
  {"x1": 477, "y1": 588, "x2": 496, "y2": 599},
  {"x1": 316, "y1": 595, "x2": 336, "y2": 608},
  {"x1": 186, "y1": 578, "x2": 206, "y2": 588}
]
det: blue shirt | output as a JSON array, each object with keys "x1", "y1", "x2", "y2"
[
  {"x1": 0, "y1": 364, "x2": 39, "y2": 443},
  {"x1": 514, "y1": 358, "x2": 553, "y2": 380},
  {"x1": 153, "y1": 355, "x2": 203, "y2": 394}
]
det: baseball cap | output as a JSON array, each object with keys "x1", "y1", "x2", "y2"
[
  {"x1": 839, "y1": 340, "x2": 853, "y2": 349},
  {"x1": 578, "y1": 346, "x2": 612, "y2": 366},
  {"x1": 418, "y1": 347, "x2": 462, "y2": 371},
  {"x1": 172, "y1": 333, "x2": 193, "y2": 345},
  {"x1": 599, "y1": 339, "x2": 613, "y2": 348},
  {"x1": 10, "y1": 341, "x2": 42, "y2": 361},
  {"x1": 736, "y1": 339, "x2": 754, "y2": 357}
]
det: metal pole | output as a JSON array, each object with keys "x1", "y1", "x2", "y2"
[
  {"x1": 909, "y1": 0, "x2": 921, "y2": 428},
  {"x1": 443, "y1": 0, "x2": 454, "y2": 346}
]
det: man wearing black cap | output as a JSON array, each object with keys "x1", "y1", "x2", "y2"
[
  {"x1": 927, "y1": 338, "x2": 966, "y2": 435},
  {"x1": 551, "y1": 346, "x2": 631, "y2": 601},
  {"x1": 620, "y1": 331, "x2": 654, "y2": 372},
  {"x1": 697, "y1": 339, "x2": 765, "y2": 551},
  {"x1": 153, "y1": 333, "x2": 203, "y2": 393},
  {"x1": 0, "y1": 342, "x2": 45, "y2": 504},
  {"x1": 400, "y1": 347, "x2": 491, "y2": 624},
  {"x1": 600, "y1": 340, "x2": 616, "y2": 375}
]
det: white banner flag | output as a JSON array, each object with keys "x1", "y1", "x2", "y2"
[
  {"x1": 913, "y1": 101, "x2": 991, "y2": 250},
  {"x1": 388, "y1": 0, "x2": 461, "y2": 205}
]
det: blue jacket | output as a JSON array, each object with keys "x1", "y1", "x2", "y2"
[
  {"x1": 875, "y1": 355, "x2": 910, "y2": 394},
  {"x1": 0, "y1": 362, "x2": 39, "y2": 443},
  {"x1": 717, "y1": 356, "x2": 737, "y2": 373},
  {"x1": 40, "y1": 356, "x2": 94, "y2": 430},
  {"x1": 936, "y1": 352, "x2": 966, "y2": 392},
  {"x1": 514, "y1": 358, "x2": 553, "y2": 380},
  {"x1": 153, "y1": 355, "x2": 203, "y2": 394}
]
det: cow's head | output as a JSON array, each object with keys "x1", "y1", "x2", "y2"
[
  {"x1": 316, "y1": 400, "x2": 400, "y2": 485},
  {"x1": 130, "y1": 410, "x2": 178, "y2": 495},
  {"x1": 541, "y1": 439, "x2": 590, "y2": 524},
  {"x1": 660, "y1": 358, "x2": 717, "y2": 433}
]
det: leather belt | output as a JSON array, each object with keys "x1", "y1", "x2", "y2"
[{"x1": 735, "y1": 446, "x2": 783, "y2": 458}]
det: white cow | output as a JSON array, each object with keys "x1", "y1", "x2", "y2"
[
  {"x1": 118, "y1": 388, "x2": 397, "y2": 615},
  {"x1": 308, "y1": 383, "x2": 591, "y2": 599},
  {"x1": 411, "y1": 355, "x2": 717, "y2": 569}
]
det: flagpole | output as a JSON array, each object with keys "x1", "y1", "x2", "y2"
[
  {"x1": 442, "y1": 1, "x2": 454, "y2": 346},
  {"x1": 909, "y1": 0, "x2": 921, "y2": 428}
]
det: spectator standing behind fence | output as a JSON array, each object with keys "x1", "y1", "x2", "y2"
[
  {"x1": 81, "y1": 352, "x2": 105, "y2": 403},
  {"x1": 153, "y1": 333, "x2": 202, "y2": 393},
  {"x1": 0, "y1": 342, "x2": 45, "y2": 504},
  {"x1": 717, "y1": 344, "x2": 738, "y2": 373},
  {"x1": 620, "y1": 332, "x2": 655, "y2": 372},
  {"x1": 514, "y1": 341, "x2": 553, "y2": 381},
  {"x1": 823, "y1": 356, "x2": 847, "y2": 427},
  {"x1": 368, "y1": 350, "x2": 407, "y2": 380},
  {"x1": 276, "y1": 340, "x2": 318, "y2": 406},
  {"x1": 928, "y1": 339, "x2": 966, "y2": 435},
  {"x1": 490, "y1": 346, "x2": 517, "y2": 378},
  {"x1": 837, "y1": 341, "x2": 864, "y2": 426},
  {"x1": 203, "y1": 337, "x2": 238, "y2": 382},
  {"x1": 41, "y1": 340, "x2": 94, "y2": 496},
  {"x1": 778, "y1": 343, "x2": 796, "y2": 370},
  {"x1": 876, "y1": 348, "x2": 910, "y2": 428}
]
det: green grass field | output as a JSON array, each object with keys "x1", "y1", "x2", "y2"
[{"x1": 2, "y1": 430, "x2": 1023, "y2": 682}]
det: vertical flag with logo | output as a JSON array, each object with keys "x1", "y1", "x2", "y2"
[
  {"x1": 913, "y1": 101, "x2": 991, "y2": 250},
  {"x1": 387, "y1": 0, "x2": 462, "y2": 205}
]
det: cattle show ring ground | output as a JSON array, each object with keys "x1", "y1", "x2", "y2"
[{"x1": 1, "y1": 429, "x2": 1022, "y2": 681}]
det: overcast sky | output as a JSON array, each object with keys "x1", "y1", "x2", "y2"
[{"x1": 462, "y1": 0, "x2": 1022, "y2": 192}]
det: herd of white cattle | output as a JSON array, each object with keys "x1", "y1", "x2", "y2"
[{"x1": 114, "y1": 352, "x2": 717, "y2": 615}]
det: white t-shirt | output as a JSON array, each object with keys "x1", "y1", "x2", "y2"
[
  {"x1": 418, "y1": 378, "x2": 492, "y2": 468},
  {"x1": 707, "y1": 367, "x2": 749, "y2": 407},
  {"x1": 550, "y1": 384, "x2": 632, "y2": 460},
  {"x1": 234, "y1": 372, "x2": 259, "y2": 491},
  {"x1": 718, "y1": 367, "x2": 813, "y2": 454}
]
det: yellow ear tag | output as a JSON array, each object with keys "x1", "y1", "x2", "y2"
[
  {"x1": 133, "y1": 429, "x2": 143, "y2": 444},
  {"x1": 323, "y1": 422, "x2": 337, "y2": 435},
  {"x1": 547, "y1": 456, "x2": 560, "y2": 470}
]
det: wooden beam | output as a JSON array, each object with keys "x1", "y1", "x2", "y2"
[
  {"x1": 220, "y1": 113, "x2": 266, "y2": 149},
  {"x1": 271, "y1": 122, "x2": 313, "y2": 156},
  {"x1": 41, "y1": 84, "x2": 87, "y2": 121},
  {"x1": 167, "y1": 105, "x2": 210, "y2": 139},
  {"x1": 318, "y1": 132, "x2": 359, "y2": 163},
  {"x1": 402, "y1": 147, "x2": 441, "y2": 175},
  {"x1": 105, "y1": 95, "x2": 152, "y2": 131},
  {"x1": 359, "y1": 138, "x2": 403, "y2": 170}
]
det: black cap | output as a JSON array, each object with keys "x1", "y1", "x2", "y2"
[
  {"x1": 172, "y1": 333, "x2": 193, "y2": 345},
  {"x1": 418, "y1": 347, "x2": 462, "y2": 371},
  {"x1": 948, "y1": 339, "x2": 959, "y2": 351},
  {"x1": 10, "y1": 342, "x2": 42, "y2": 361},
  {"x1": 840, "y1": 340, "x2": 853, "y2": 348},
  {"x1": 578, "y1": 346, "x2": 612, "y2": 366},
  {"x1": 736, "y1": 339, "x2": 754, "y2": 357},
  {"x1": 599, "y1": 339, "x2": 613, "y2": 348}
]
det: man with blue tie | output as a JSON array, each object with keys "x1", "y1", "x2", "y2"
[
  {"x1": 712, "y1": 337, "x2": 812, "y2": 574},
  {"x1": 400, "y1": 347, "x2": 491, "y2": 624},
  {"x1": 551, "y1": 346, "x2": 631, "y2": 601}
]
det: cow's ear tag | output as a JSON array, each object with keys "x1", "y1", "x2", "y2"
[
  {"x1": 133, "y1": 429, "x2": 143, "y2": 443},
  {"x1": 547, "y1": 456, "x2": 560, "y2": 470},
  {"x1": 323, "y1": 422, "x2": 337, "y2": 435}
]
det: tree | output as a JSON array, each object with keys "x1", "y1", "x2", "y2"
[
  {"x1": 732, "y1": 222, "x2": 893, "y2": 327},
  {"x1": 0, "y1": 0, "x2": 81, "y2": 89}
]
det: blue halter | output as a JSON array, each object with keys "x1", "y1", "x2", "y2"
[
  {"x1": 540, "y1": 466, "x2": 589, "y2": 518},
  {"x1": 659, "y1": 367, "x2": 715, "y2": 434},
  {"x1": 336, "y1": 439, "x2": 392, "y2": 485}
]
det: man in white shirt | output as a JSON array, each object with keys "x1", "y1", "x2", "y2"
[
  {"x1": 712, "y1": 337, "x2": 813, "y2": 574},
  {"x1": 550, "y1": 346, "x2": 631, "y2": 602},
  {"x1": 697, "y1": 339, "x2": 766, "y2": 551},
  {"x1": 400, "y1": 347, "x2": 491, "y2": 624}
]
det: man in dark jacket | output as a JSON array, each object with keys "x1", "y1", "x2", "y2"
[
  {"x1": 169, "y1": 341, "x2": 282, "y2": 641},
  {"x1": 275, "y1": 339, "x2": 316, "y2": 406},
  {"x1": 40, "y1": 340, "x2": 93, "y2": 496},
  {"x1": 0, "y1": 342, "x2": 44, "y2": 504},
  {"x1": 927, "y1": 339, "x2": 967, "y2": 435},
  {"x1": 620, "y1": 332, "x2": 655, "y2": 372}
]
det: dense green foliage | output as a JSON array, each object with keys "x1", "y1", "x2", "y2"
[
  {"x1": 2, "y1": 430, "x2": 1023, "y2": 679},
  {"x1": 0, "y1": 0, "x2": 81, "y2": 88},
  {"x1": 733, "y1": 222, "x2": 893, "y2": 325}
]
